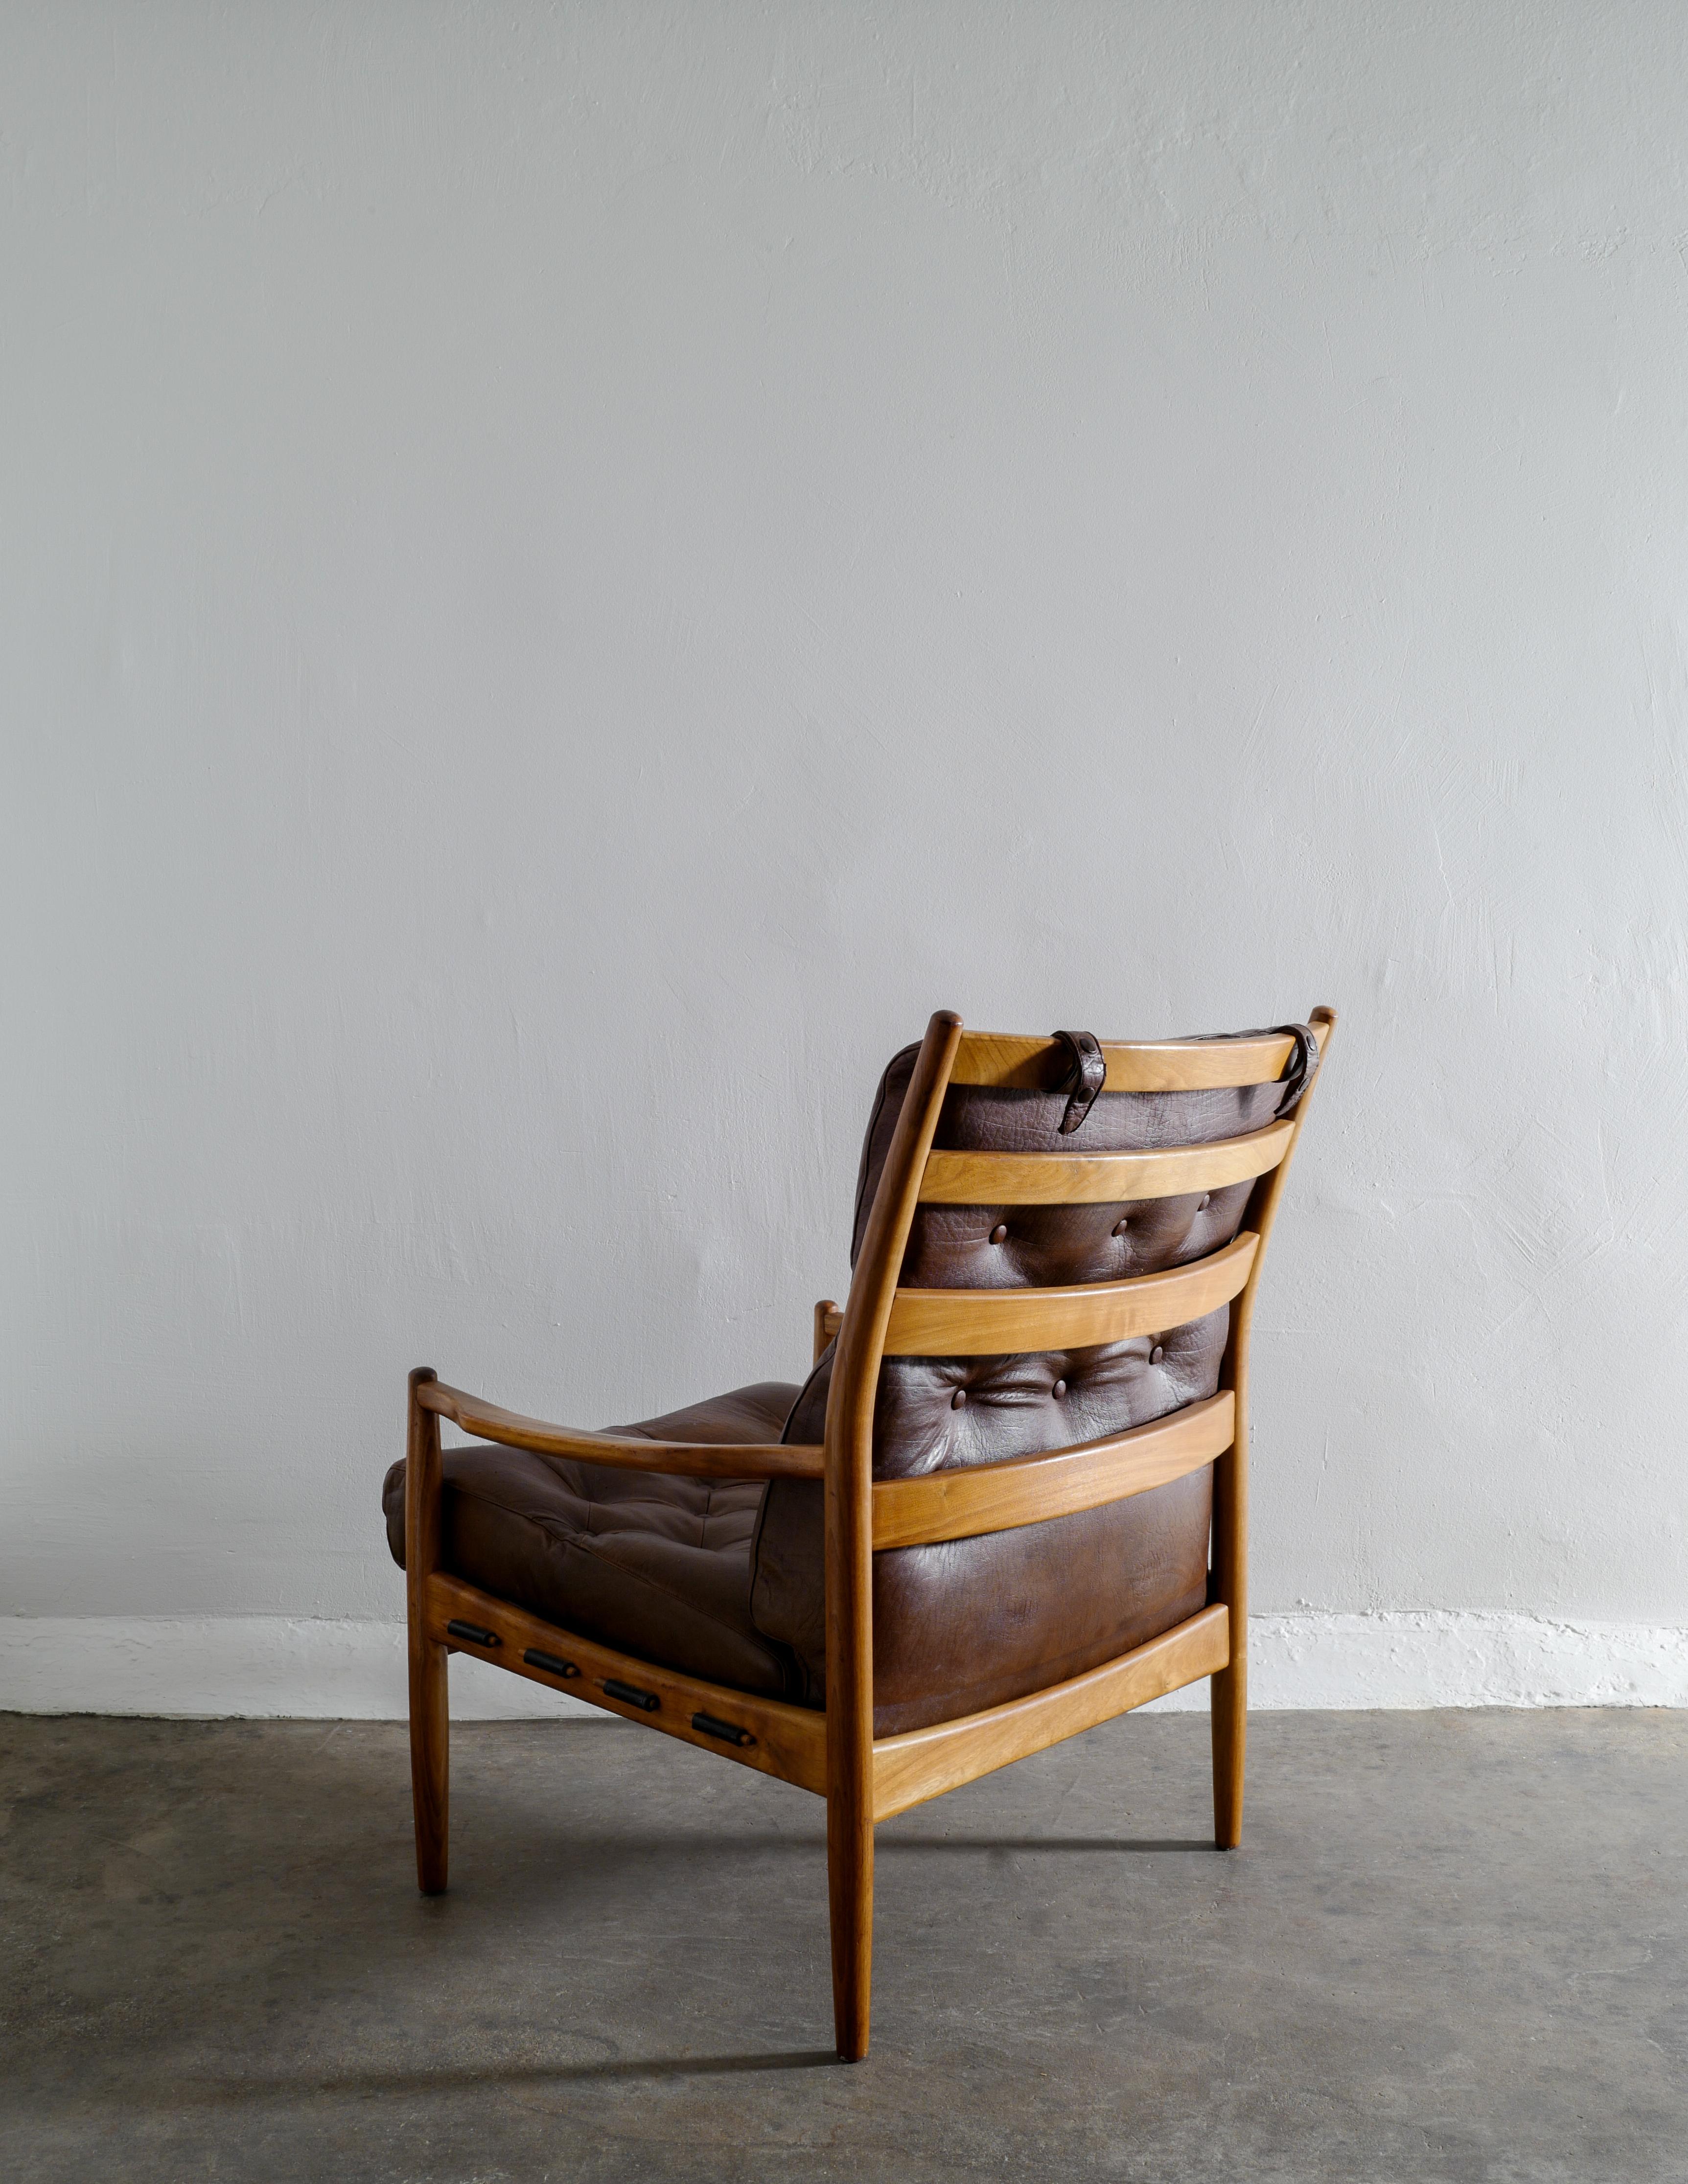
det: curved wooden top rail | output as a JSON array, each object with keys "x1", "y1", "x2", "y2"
[
  {"x1": 880, "y1": 1230, "x2": 1259, "y2": 1356},
  {"x1": 415, "y1": 1382, "x2": 825, "y2": 1479},
  {"x1": 918, "y1": 1119, "x2": 1294, "y2": 1205},
  {"x1": 951, "y1": 1030, "x2": 1303, "y2": 1093},
  {"x1": 872, "y1": 1391, "x2": 1235, "y2": 1549}
]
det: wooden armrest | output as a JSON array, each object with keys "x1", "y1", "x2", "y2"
[{"x1": 415, "y1": 1380, "x2": 824, "y2": 1480}]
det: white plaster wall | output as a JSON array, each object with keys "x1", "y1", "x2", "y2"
[{"x1": 4, "y1": 2, "x2": 1687, "y2": 1706}]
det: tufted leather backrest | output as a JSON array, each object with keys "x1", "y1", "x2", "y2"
[{"x1": 750, "y1": 1024, "x2": 1320, "y2": 1734}]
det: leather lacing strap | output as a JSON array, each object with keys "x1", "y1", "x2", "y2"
[
  {"x1": 1051, "y1": 1029, "x2": 1105, "y2": 1134},
  {"x1": 1269, "y1": 1023, "x2": 1322, "y2": 1116}
]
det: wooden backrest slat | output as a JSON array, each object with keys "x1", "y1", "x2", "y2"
[
  {"x1": 880, "y1": 1231, "x2": 1258, "y2": 1356},
  {"x1": 950, "y1": 1030, "x2": 1300, "y2": 1092},
  {"x1": 871, "y1": 1392, "x2": 1234, "y2": 1549},
  {"x1": 917, "y1": 1120, "x2": 1294, "y2": 1206}
]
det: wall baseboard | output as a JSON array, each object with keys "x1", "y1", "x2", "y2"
[
  {"x1": 0, "y1": 1615, "x2": 598, "y2": 1721},
  {"x1": 3, "y1": 1609, "x2": 1686, "y2": 1719},
  {"x1": 1142, "y1": 1609, "x2": 1688, "y2": 1711}
]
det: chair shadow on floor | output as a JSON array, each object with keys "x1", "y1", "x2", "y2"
[
  {"x1": 879, "y1": 1836, "x2": 1216, "y2": 1854},
  {"x1": 156, "y1": 1833, "x2": 1220, "y2": 2106},
  {"x1": 168, "y1": 2051, "x2": 844, "y2": 2104}
]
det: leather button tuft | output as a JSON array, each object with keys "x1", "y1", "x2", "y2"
[
  {"x1": 1198, "y1": 1193, "x2": 1211, "y2": 1211},
  {"x1": 1150, "y1": 1344, "x2": 1165, "y2": 1365},
  {"x1": 989, "y1": 1222, "x2": 1009, "y2": 1244},
  {"x1": 1051, "y1": 1378, "x2": 1066, "y2": 1399},
  {"x1": 950, "y1": 1388, "x2": 968, "y2": 1409},
  {"x1": 1111, "y1": 1217, "x2": 1129, "y2": 1237}
]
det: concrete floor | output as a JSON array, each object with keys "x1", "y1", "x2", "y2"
[{"x1": 1, "y1": 1710, "x2": 1683, "y2": 2183}]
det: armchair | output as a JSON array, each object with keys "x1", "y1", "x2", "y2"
[{"x1": 385, "y1": 1007, "x2": 1334, "y2": 2059}]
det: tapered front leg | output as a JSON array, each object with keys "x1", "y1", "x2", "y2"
[
  {"x1": 406, "y1": 1367, "x2": 449, "y2": 1894},
  {"x1": 827, "y1": 1776, "x2": 874, "y2": 2061},
  {"x1": 824, "y1": 1410, "x2": 877, "y2": 2062}
]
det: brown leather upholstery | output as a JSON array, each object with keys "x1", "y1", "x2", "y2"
[
  {"x1": 384, "y1": 1383, "x2": 804, "y2": 1699},
  {"x1": 751, "y1": 1048, "x2": 1283, "y2": 1732},
  {"x1": 384, "y1": 1030, "x2": 1297, "y2": 1738}
]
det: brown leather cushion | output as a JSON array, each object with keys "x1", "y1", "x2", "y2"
[
  {"x1": 753, "y1": 1048, "x2": 1287, "y2": 1733},
  {"x1": 383, "y1": 1382, "x2": 804, "y2": 1700}
]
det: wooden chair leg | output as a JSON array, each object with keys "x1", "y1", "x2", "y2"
[
  {"x1": 827, "y1": 1790, "x2": 874, "y2": 2062},
  {"x1": 1210, "y1": 1370, "x2": 1249, "y2": 1850},
  {"x1": 409, "y1": 1630, "x2": 450, "y2": 1892},
  {"x1": 1211, "y1": 1659, "x2": 1246, "y2": 1849},
  {"x1": 406, "y1": 1366, "x2": 449, "y2": 1894}
]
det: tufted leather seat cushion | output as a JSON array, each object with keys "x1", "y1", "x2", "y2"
[
  {"x1": 752, "y1": 1045, "x2": 1285, "y2": 1734},
  {"x1": 384, "y1": 1382, "x2": 806, "y2": 1700}
]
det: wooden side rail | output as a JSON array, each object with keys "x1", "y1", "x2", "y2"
[
  {"x1": 881, "y1": 1231, "x2": 1259, "y2": 1356},
  {"x1": 871, "y1": 1392, "x2": 1234, "y2": 1549},
  {"x1": 415, "y1": 1381, "x2": 824, "y2": 1479},
  {"x1": 429, "y1": 1578, "x2": 1228, "y2": 1821},
  {"x1": 952, "y1": 1030, "x2": 1304, "y2": 1092},
  {"x1": 918, "y1": 1120, "x2": 1294, "y2": 1205},
  {"x1": 872, "y1": 1604, "x2": 1230, "y2": 1820},
  {"x1": 427, "y1": 1573, "x2": 829, "y2": 1793}
]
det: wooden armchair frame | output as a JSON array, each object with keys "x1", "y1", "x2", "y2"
[{"x1": 403, "y1": 1005, "x2": 1335, "y2": 2060}]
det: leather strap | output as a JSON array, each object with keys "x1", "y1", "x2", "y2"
[
  {"x1": 1271, "y1": 1023, "x2": 1321, "y2": 1115},
  {"x1": 1160, "y1": 1019, "x2": 1323, "y2": 1115},
  {"x1": 1051, "y1": 1029, "x2": 1106, "y2": 1134}
]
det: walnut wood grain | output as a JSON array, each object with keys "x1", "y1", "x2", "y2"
[
  {"x1": 870, "y1": 1392, "x2": 1234, "y2": 1550},
  {"x1": 881, "y1": 1231, "x2": 1258, "y2": 1356}
]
